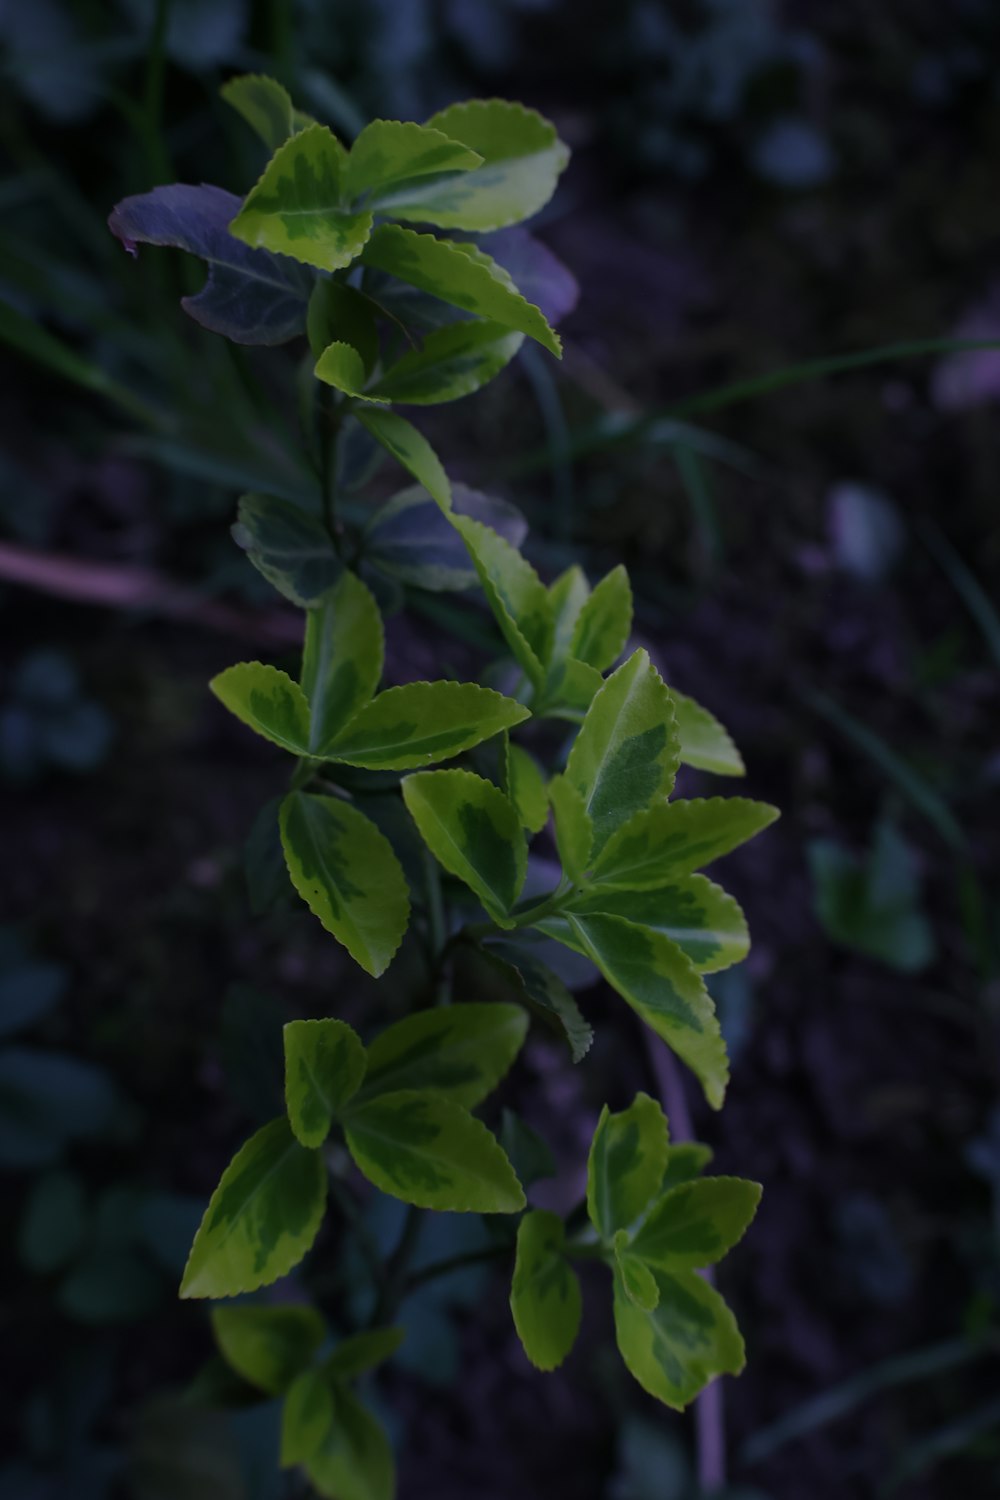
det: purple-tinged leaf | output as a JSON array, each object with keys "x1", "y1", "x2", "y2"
[
  {"x1": 108, "y1": 183, "x2": 313, "y2": 345},
  {"x1": 363, "y1": 482, "x2": 528, "y2": 592},
  {"x1": 479, "y1": 228, "x2": 579, "y2": 327}
]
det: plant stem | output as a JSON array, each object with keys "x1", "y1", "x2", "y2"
[
  {"x1": 644, "y1": 1032, "x2": 726, "y2": 1491},
  {"x1": 403, "y1": 1241, "x2": 512, "y2": 1296},
  {"x1": 370, "y1": 1204, "x2": 424, "y2": 1325}
]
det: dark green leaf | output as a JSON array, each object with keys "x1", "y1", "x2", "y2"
[
  {"x1": 482, "y1": 938, "x2": 594, "y2": 1062},
  {"x1": 211, "y1": 1303, "x2": 327, "y2": 1394},
  {"x1": 355, "y1": 408, "x2": 451, "y2": 512},
  {"x1": 281, "y1": 1368, "x2": 334, "y2": 1468},
  {"x1": 362, "y1": 482, "x2": 527, "y2": 592},
  {"x1": 18, "y1": 1169, "x2": 87, "y2": 1272},
  {"x1": 221, "y1": 74, "x2": 299, "y2": 151},
  {"x1": 307, "y1": 280, "x2": 380, "y2": 369},
  {"x1": 304, "y1": 1385, "x2": 394, "y2": 1500},
  {"x1": 232, "y1": 494, "x2": 341, "y2": 607},
  {"x1": 323, "y1": 1326, "x2": 406, "y2": 1379}
]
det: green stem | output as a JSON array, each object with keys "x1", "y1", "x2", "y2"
[
  {"x1": 370, "y1": 1205, "x2": 424, "y2": 1326},
  {"x1": 403, "y1": 1241, "x2": 512, "y2": 1296}
]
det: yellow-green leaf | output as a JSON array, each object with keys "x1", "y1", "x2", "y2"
[
  {"x1": 356, "y1": 407, "x2": 451, "y2": 512},
  {"x1": 367, "y1": 320, "x2": 523, "y2": 406},
  {"x1": 379, "y1": 98, "x2": 569, "y2": 233},
  {"x1": 301, "y1": 571, "x2": 384, "y2": 753},
  {"x1": 283, "y1": 1019, "x2": 367, "y2": 1148},
  {"x1": 343, "y1": 1089, "x2": 525, "y2": 1213},
  {"x1": 510, "y1": 1210, "x2": 582, "y2": 1370},
  {"x1": 279, "y1": 792, "x2": 410, "y2": 977},
  {"x1": 548, "y1": 774, "x2": 593, "y2": 884},
  {"x1": 221, "y1": 74, "x2": 301, "y2": 152},
  {"x1": 345, "y1": 118, "x2": 482, "y2": 203},
  {"x1": 180, "y1": 1119, "x2": 326, "y2": 1299},
  {"x1": 568, "y1": 876, "x2": 749, "y2": 975},
  {"x1": 506, "y1": 741, "x2": 549, "y2": 833},
  {"x1": 571, "y1": 564, "x2": 632, "y2": 672},
  {"x1": 358, "y1": 1002, "x2": 528, "y2": 1109},
  {"x1": 360, "y1": 225, "x2": 560, "y2": 355},
  {"x1": 402, "y1": 769, "x2": 527, "y2": 922},
  {"x1": 304, "y1": 1385, "x2": 394, "y2": 1500},
  {"x1": 586, "y1": 1093, "x2": 669, "y2": 1241},
  {"x1": 671, "y1": 688, "x2": 746, "y2": 777},
  {"x1": 588, "y1": 796, "x2": 780, "y2": 889},
  {"x1": 314, "y1": 340, "x2": 388, "y2": 402},
  {"x1": 631, "y1": 1177, "x2": 762, "y2": 1269},
  {"x1": 613, "y1": 1265, "x2": 745, "y2": 1411},
  {"x1": 327, "y1": 681, "x2": 529, "y2": 770},
  {"x1": 453, "y1": 514, "x2": 553, "y2": 687},
  {"x1": 230, "y1": 124, "x2": 373, "y2": 273},
  {"x1": 564, "y1": 649, "x2": 680, "y2": 857},
  {"x1": 210, "y1": 661, "x2": 310, "y2": 754}
]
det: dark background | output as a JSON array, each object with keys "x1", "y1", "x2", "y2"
[{"x1": 2, "y1": 2, "x2": 1000, "y2": 1497}]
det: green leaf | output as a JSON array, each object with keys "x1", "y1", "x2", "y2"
[
  {"x1": 232, "y1": 494, "x2": 341, "y2": 607},
  {"x1": 671, "y1": 688, "x2": 745, "y2": 776},
  {"x1": 500, "y1": 1108, "x2": 557, "y2": 1187},
  {"x1": 180, "y1": 1118, "x2": 326, "y2": 1299},
  {"x1": 549, "y1": 775, "x2": 593, "y2": 884},
  {"x1": 307, "y1": 280, "x2": 380, "y2": 369},
  {"x1": 506, "y1": 741, "x2": 549, "y2": 833},
  {"x1": 402, "y1": 768, "x2": 527, "y2": 922},
  {"x1": 281, "y1": 1368, "x2": 334, "y2": 1468},
  {"x1": 562, "y1": 913, "x2": 729, "y2": 1109},
  {"x1": 211, "y1": 1303, "x2": 326, "y2": 1394},
  {"x1": 367, "y1": 320, "x2": 523, "y2": 405},
  {"x1": 631, "y1": 1177, "x2": 762, "y2": 1269},
  {"x1": 661, "y1": 1142, "x2": 714, "y2": 1193},
  {"x1": 210, "y1": 662, "x2": 310, "y2": 754},
  {"x1": 589, "y1": 796, "x2": 779, "y2": 889},
  {"x1": 18, "y1": 1169, "x2": 87, "y2": 1273},
  {"x1": 542, "y1": 657, "x2": 605, "y2": 720},
  {"x1": 346, "y1": 118, "x2": 483, "y2": 203},
  {"x1": 378, "y1": 98, "x2": 569, "y2": 233},
  {"x1": 548, "y1": 565, "x2": 590, "y2": 660},
  {"x1": 564, "y1": 649, "x2": 680, "y2": 857},
  {"x1": 613, "y1": 1265, "x2": 745, "y2": 1410},
  {"x1": 343, "y1": 1090, "x2": 525, "y2": 1213},
  {"x1": 568, "y1": 876, "x2": 749, "y2": 974},
  {"x1": 358, "y1": 1002, "x2": 528, "y2": 1109},
  {"x1": 613, "y1": 1230, "x2": 660, "y2": 1311},
  {"x1": 324, "y1": 1325, "x2": 406, "y2": 1379},
  {"x1": 230, "y1": 124, "x2": 373, "y2": 273},
  {"x1": 356, "y1": 407, "x2": 451, "y2": 512},
  {"x1": 362, "y1": 482, "x2": 527, "y2": 592},
  {"x1": 510, "y1": 1209, "x2": 582, "y2": 1371},
  {"x1": 326, "y1": 681, "x2": 529, "y2": 770},
  {"x1": 283, "y1": 1019, "x2": 367, "y2": 1148},
  {"x1": 571, "y1": 565, "x2": 632, "y2": 671},
  {"x1": 482, "y1": 939, "x2": 594, "y2": 1062},
  {"x1": 360, "y1": 225, "x2": 560, "y2": 355},
  {"x1": 221, "y1": 74, "x2": 299, "y2": 151},
  {"x1": 305, "y1": 1384, "x2": 395, "y2": 1500},
  {"x1": 279, "y1": 792, "x2": 410, "y2": 977},
  {"x1": 587, "y1": 1093, "x2": 669, "y2": 1241},
  {"x1": 301, "y1": 571, "x2": 384, "y2": 753},
  {"x1": 453, "y1": 514, "x2": 553, "y2": 686},
  {"x1": 314, "y1": 340, "x2": 389, "y2": 402}
]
